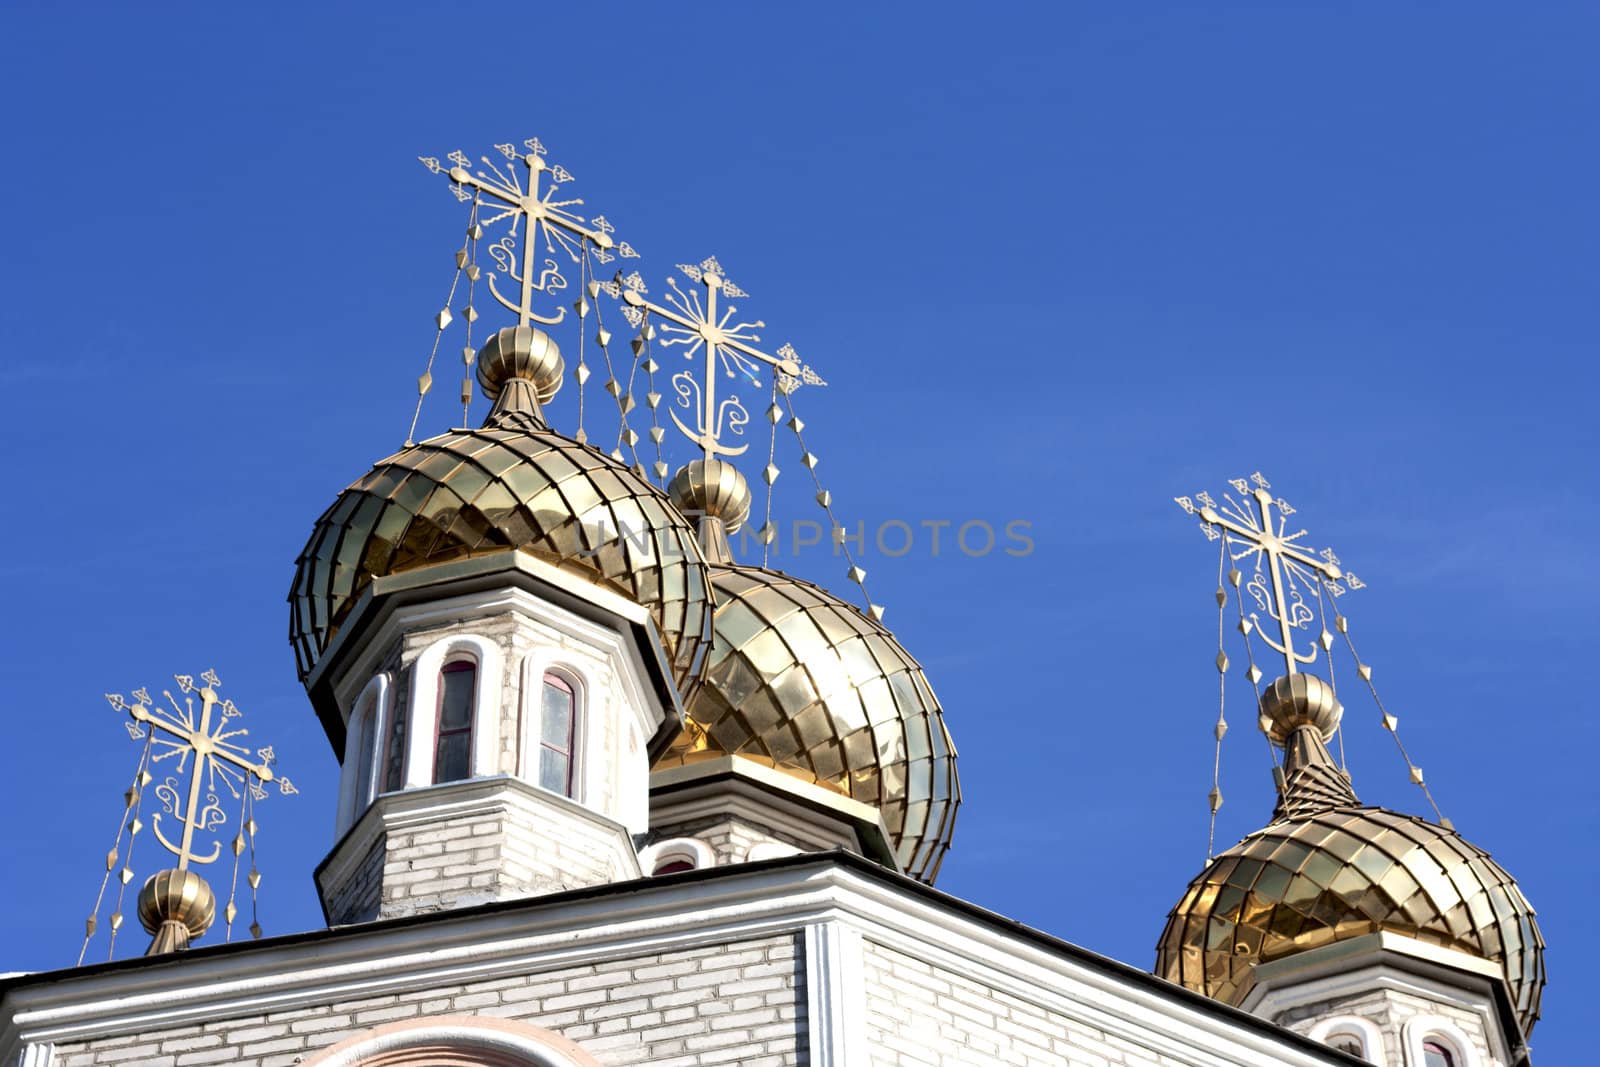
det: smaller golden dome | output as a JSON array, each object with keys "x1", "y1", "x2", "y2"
[
  {"x1": 1258, "y1": 673, "x2": 1342, "y2": 745},
  {"x1": 477, "y1": 325, "x2": 563, "y2": 404},
  {"x1": 1156, "y1": 673, "x2": 1545, "y2": 1036},
  {"x1": 655, "y1": 564, "x2": 960, "y2": 883},
  {"x1": 667, "y1": 459, "x2": 753, "y2": 534},
  {"x1": 137, "y1": 869, "x2": 216, "y2": 953}
]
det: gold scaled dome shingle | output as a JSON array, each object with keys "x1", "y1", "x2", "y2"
[
  {"x1": 1155, "y1": 674, "x2": 1545, "y2": 1036},
  {"x1": 289, "y1": 326, "x2": 714, "y2": 696},
  {"x1": 654, "y1": 562, "x2": 961, "y2": 884}
]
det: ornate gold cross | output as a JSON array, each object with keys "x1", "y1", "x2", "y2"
[
  {"x1": 420, "y1": 139, "x2": 635, "y2": 328},
  {"x1": 106, "y1": 671, "x2": 294, "y2": 870},
  {"x1": 617, "y1": 258, "x2": 824, "y2": 461},
  {"x1": 1176, "y1": 473, "x2": 1364, "y2": 676}
]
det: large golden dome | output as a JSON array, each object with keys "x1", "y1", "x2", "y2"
[
  {"x1": 653, "y1": 561, "x2": 961, "y2": 883},
  {"x1": 1155, "y1": 676, "x2": 1544, "y2": 1036},
  {"x1": 289, "y1": 327, "x2": 714, "y2": 696}
]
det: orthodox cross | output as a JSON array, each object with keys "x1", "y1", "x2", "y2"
[
  {"x1": 1176, "y1": 473, "x2": 1363, "y2": 677},
  {"x1": 106, "y1": 671, "x2": 295, "y2": 870},
  {"x1": 420, "y1": 139, "x2": 634, "y2": 328},
  {"x1": 618, "y1": 257, "x2": 825, "y2": 461}
]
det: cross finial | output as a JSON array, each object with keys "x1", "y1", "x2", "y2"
[
  {"x1": 616, "y1": 258, "x2": 826, "y2": 461},
  {"x1": 1175, "y1": 473, "x2": 1365, "y2": 677},
  {"x1": 422, "y1": 138, "x2": 637, "y2": 330},
  {"x1": 82, "y1": 671, "x2": 296, "y2": 959}
]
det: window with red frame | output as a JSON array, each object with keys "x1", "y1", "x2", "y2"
[
  {"x1": 433, "y1": 660, "x2": 476, "y2": 783},
  {"x1": 537, "y1": 673, "x2": 577, "y2": 796}
]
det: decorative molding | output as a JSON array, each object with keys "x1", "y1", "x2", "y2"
[
  {"x1": 300, "y1": 1015, "x2": 602, "y2": 1067},
  {"x1": 314, "y1": 555, "x2": 681, "y2": 758},
  {"x1": 0, "y1": 862, "x2": 1357, "y2": 1067},
  {"x1": 805, "y1": 921, "x2": 865, "y2": 1066},
  {"x1": 1403, "y1": 1015, "x2": 1480, "y2": 1067},
  {"x1": 1242, "y1": 935, "x2": 1511, "y2": 1066},
  {"x1": 336, "y1": 673, "x2": 393, "y2": 835},
  {"x1": 404, "y1": 633, "x2": 504, "y2": 788},
  {"x1": 637, "y1": 837, "x2": 717, "y2": 874},
  {"x1": 1307, "y1": 1015, "x2": 1385, "y2": 1063}
]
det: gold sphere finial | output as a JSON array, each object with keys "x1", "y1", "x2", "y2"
[
  {"x1": 137, "y1": 868, "x2": 216, "y2": 954},
  {"x1": 668, "y1": 459, "x2": 753, "y2": 534},
  {"x1": 1258, "y1": 673, "x2": 1342, "y2": 745},
  {"x1": 476, "y1": 325, "x2": 564, "y2": 403}
]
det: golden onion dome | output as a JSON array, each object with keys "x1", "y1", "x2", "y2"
[
  {"x1": 654, "y1": 561, "x2": 961, "y2": 883},
  {"x1": 289, "y1": 326, "x2": 714, "y2": 697},
  {"x1": 1155, "y1": 675, "x2": 1544, "y2": 1036}
]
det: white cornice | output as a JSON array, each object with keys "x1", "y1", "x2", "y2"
[{"x1": 0, "y1": 861, "x2": 1352, "y2": 1067}]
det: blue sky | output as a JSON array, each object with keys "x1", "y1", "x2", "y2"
[{"x1": 0, "y1": 2, "x2": 1594, "y2": 1059}]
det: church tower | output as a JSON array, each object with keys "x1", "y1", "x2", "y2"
[
  {"x1": 1158, "y1": 478, "x2": 1545, "y2": 1067},
  {"x1": 286, "y1": 143, "x2": 961, "y2": 929}
]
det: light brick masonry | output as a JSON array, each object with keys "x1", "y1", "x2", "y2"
[
  {"x1": 863, "y1": 940, "x2": 1174, "y2": 1067},
  {"x1": 51, "y1": 934, "x2": 804, "y2": 1067}
]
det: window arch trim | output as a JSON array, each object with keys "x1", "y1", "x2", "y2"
[
  {"x1": 1402, "y1": 1016, "x2": 1478, "y2": 1067},
  {"x1": 518, "y1": 658, "x2": 590, "y2": 802},
  {"x1": 405, "y1": 634, "x2": 503, "y2": 788},
  {"x1": 299, "y1": 1015, "x2": 603, "y2": 1067},
  {"x1": 336, "y1": 673, "x2": 393, "y2": 834},
  {"x1": 639, "y1": 836, "x2": 716, "y2": 875},
  {"x1": 1309, "y1": 1015, "x2": 1383, "y2": 1062}
]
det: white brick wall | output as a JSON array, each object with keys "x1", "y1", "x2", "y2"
[
  {"x1": 51, "y1": 934, "x2": 805, "y2": 1067},
  {"x1": 320, "y1": 776, "x2": 641, "y2": 923},
  {"x1": 864, "y1": 939, "x2": 1182, "y2": 1067}
]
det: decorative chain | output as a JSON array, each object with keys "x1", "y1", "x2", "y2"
[
  {"x1": 78, "y1": 733, "x2": 154, "y2": 965},
  {"x1": 407, "y1": 199, "x2": 479, "y2": 447},
  {"x1": 780, "y1": 390, "x2": 880, "y2": 620},
  {"x1": 459, "y1": 207, "x2": 483, "y2": 427},
  {"x1": 635, "y1": 321, "x2": 667, "y2": 484},
  {"x1": 760, "y1": 378, "x2": 781, "y2": 568},
  {"x1": 1208, "y1": 534, "x2": 1229, "y2": 861},
  {"x1": 1322, "y1": 582, "x2": 1449, "y2": 827},
  {"x1": 586, "y1": 265, "x2": 641, "y2": 467}
]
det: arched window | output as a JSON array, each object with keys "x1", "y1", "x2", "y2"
[
  {"x1": 536, "y1": 672, "x2": 578, "y2": 796},
  {"x1": 1327, "y1": 1033, "x2": 1364, "y2": 1057},
  {"x1": 639, "y1": 837, "x2": 715, "y2": 875},
  {"x1": 1421, "y1": 1040, "x2": 1456, "y2": 1067},
  {"x1": 352, "y1": 698, "x2": 379, "y2": 802},
  {"x1": 434, "y1": 659, "x2": 477, "y2": 783},
  {"x1": 654, "y1": 859, "x2": 696, "y2": 875},
  {"x1": 1403, "y1": 1017, "x2": 1475, "y2": 1067},
  {"x1": 1311, "y1": 1015, "x2": 1381, "y2": 1063},
  {"x1": 336, "y1": 674, "x2": 392, "y2": 834}
]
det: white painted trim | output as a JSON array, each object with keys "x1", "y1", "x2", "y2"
[
  {"x1": 1245, "y1": 950, "x2": 1510, "y2": 1066},
  {"x1": 649, "y1": 780, "x2": 866, "y2": 855},
  {"x1": 805, "y1": 921, "x2": 865, "y2": 1066},
  {"x1": 1308, "y1": 1015, "x2": 1385, "y2": 1062},
  {"x1": 404, "y1": 634, "x2": 503, "y2": 787},
  {"x1": 331, "y1": 585, "x2": 660, "y2": 740},
  {"x1": 1, "y1": 863, "x2": 1354, "y2": 1067},
  {"x1": 16, "y1": 1041, "x2": 52, "y2": 1067},
  {"x1": 1403, "y1": 1016, "x2": 1479, "y2": 1067},
  {"x1": 335, "y1": 673, "x2": 392, "y2": 835},
  {"x1": 637, "y1": 837, "x2": 716, "y2": 874},
  {"x1": 746, "y1": 841, "x2": 803, "y2": 862}
]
